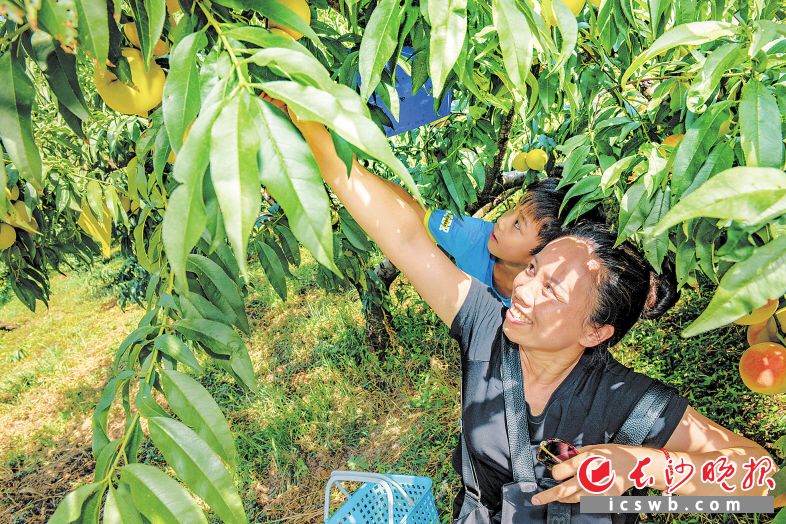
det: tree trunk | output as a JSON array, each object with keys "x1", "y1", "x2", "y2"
[{"x1": 357, "y1": 257, "x2": 399, "y2": 357}]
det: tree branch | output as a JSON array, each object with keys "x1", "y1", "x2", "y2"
[{"x1": 468, "y1": 105, "x2": 516, "y2": 215}]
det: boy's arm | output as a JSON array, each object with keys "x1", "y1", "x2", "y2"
[{"x1": 294, "y1": 118, "x2": 471, "y2": 326}]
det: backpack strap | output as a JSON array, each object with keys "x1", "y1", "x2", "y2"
[
  {"x1": 458, "y1": 430, "x2": 485, "y2": 517},
  {"x1": 613, "y1": 382, "x2": 672, "y2": 446},
  {"x1": 457, "y1": 365, "x2": 484, "y2": 518},
  {"x1": 613, "y1": 380, "x2": 673, "y2": 512},
  {"x1": 501, "y1": 338, "x2": 538, "y2": 489},
  {"x1": 502, "y1": 338, "x2": 568, "y2": 524}
]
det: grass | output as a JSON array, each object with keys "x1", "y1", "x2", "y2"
[
  {"x1": 0, "y1": 256, "x2": 783, "y2": 523},
  {"x1": 0, "y1": 260, "x2": 143, "y2": 522}
]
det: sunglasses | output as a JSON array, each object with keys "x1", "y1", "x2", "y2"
[{"x1": 536, "y1": 438, "x2": 579, "y2": 471}]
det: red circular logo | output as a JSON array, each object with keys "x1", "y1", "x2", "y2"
[{"x1": 576, "y1": 455, "x2": 616, "y2": 494}]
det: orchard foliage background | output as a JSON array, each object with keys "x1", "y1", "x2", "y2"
[{"x1": 0, "y1": 0, "x2": 785, "y2": 521}]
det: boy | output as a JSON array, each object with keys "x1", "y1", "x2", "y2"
[{"x1": 384, "y1": 178, "x2": 568, "y2": 306}]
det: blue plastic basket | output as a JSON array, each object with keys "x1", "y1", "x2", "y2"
[{"x1": 324, "y1": 470, "x2": 440, "y2": 524}]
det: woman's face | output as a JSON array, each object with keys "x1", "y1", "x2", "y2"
[{"x1": 502, "y1": 236, "x2": 613, "y2": 351}]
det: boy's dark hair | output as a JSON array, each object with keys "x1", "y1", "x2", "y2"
[
  {"x1": 551, "y1": 221, "x2": 679, "y2": 367},
  {"x1": 518, "y1": 177, "x2": 606, "y2": 256}
]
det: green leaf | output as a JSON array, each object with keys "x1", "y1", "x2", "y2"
[
  {"x1": 38, "y1": 0, "x2": 79, "y2": 48},
  {"x1": 675, "y1": 232, "x2": 697, "y2": 288},
  {"x1": 186, "y1": 254, "x2": 249, "y2": 334},
  {"x1": 671, "y1": 102, "x2": 732, "y2": 198},
  {"x1": 85, "y1": 179, "x2": 104, "y2": 219},
  {"x1": 75, "y1": 0, "x2": 109, "y2": 68},
  {"x1": 83, "y1": 477, "x2": 107, "y2": 521},
  {"x1": 124, "y1": 416, "x2": 144, "y2": 466},
  {"x1": 359, "y1": 0, "x2": 401, "y2": 102},
  {"x1": 562, "y1": 175, "x2": 601, "y2": 204},
  {"x1": 600, "y1": 155, "x2": 638, "y2": 190},
  {"x1": 617, "y1": 176, "x2": 654, "y2": 245},
  {"x1": 411, "y1": 42, "x2": 430, "y2": 94},
  {"x1": 120, "y1": 463, "x2": 207, "y2": 524},
  {"x1": 274, "y1": 224, "x2": 301, "y2": 266},
  {"x1": 130, "y1": 0, "x2": 166, "y2": 67},
  {"x1": 254, "y1": 97, "x2": 337, "y2": 273},
  {"x1": 648, "y1": 167, "x2": 786, "y2": 235},
  {"x1": 681, "y1": 141, "x2": 734, "y2": 197},
  {"x1": 0, "y1": 51, "x2": 43, "y2": 189},
  {"x1": 104, "y1": 484, "x2": 144, "y2": 524},
  {"x1": 113, "y1": 325, "x2": 158, "y2": 372},
  {"x1": 92, "y1": 370, "x2": 135, "y2": 457},
  {"x1": 247, "y1": 46, "x2": 333, "y2": 90},
  {"x1": 147, "y1": 417, "x2": 246, "y2": 524},
  {"x1": 770, "y1": 466, "x2": 786, "y2": 501},
  {"x1": 225, "y1": 25, "x2": 309, "y2": 51},
  {"x1": 440, "y1": 163, "x2": 465, "y2": 210},
  {"x1": 173, "y1": 319, "x2": 257, "y2": 392},
  {"x1": 135, "y1": 381, "x2": 170, "y2": 419},
  {"x1": 161, "y1": 369, "x2": 239, "y2": 470},
  {"x1": 740, "y1": 80, "x2": 784, "y2": 169},
  {"x1": 94, "y1": 439, "x2": 121, "y2": 480},
  {"x1": 621, "y1": 21, "x2": 737, "y2": 84},
  {"x1": 492, "y1": 0, "x2": 532, "y2": 95},
  {"x1": 749, "y1": 20, "x2": 786, "y2": 57},
  {"x1": 683, "y1": 236, "x2": 786, "y2": 337},
  {"x1": 247, "y1": 47, "x2": 369, "y2": 117},
  {"x1": 164, "y1": 94, "x2": 225, "y2": 290},
  {"x1": 211, "y1": 242, "x2": 243, "y2": 285},
  {"x1": 49, "y1": 482, "x2": 102, "y2": 524},
  {"x1": 686, "y1": 43, "x2": 741, "y2": 113},
  {"x1": 180, "y1": 291, "x2": 234, "y2": 324},
  {"x1": 329, "y1": 130, "x2": 354, "y2": 177},
  {"x1": 164, "y1": 31, "x2": 206, "y2": 154},
  {"x1": 263, "y1": 235, "x2": 293, "y2": 278},
  {"x1": 40, "y1": 41, "x2": 90, "y2": 121},
  {"x1": 259, "y1": 81, "x2": 422, "y2": 204},
  {"x1": 641, "y1": 188, "x2": 670, "y2": 272},
  {"x1": 428, "y1": 0, "x2": 467, "y2": 99},
  {"x1": 210, "y1": 91, "x2": 261, "y2": 282},
  {"x1": 245, "y1": 0, "x2": 320, "y2": 44},
  {"x1": 154, "y1": 334, "x2": 202, "y2": 372},
  {"x1": 550, "y1": 0, "x2": 578, "y2": 71},
  {"x1": 256, "y1": 241, "x2": 288, "y2": 300},
  {"x1": 338, "y1": 208, "x2": 373, "y2": 252}
]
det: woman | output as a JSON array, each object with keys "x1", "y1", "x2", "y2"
[{"x1": 288, "y1": 114, "x2": 774, "y2": 519}]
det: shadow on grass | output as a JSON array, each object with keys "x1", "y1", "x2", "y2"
[{"x1": 0, "y1": 419, "x2": 95, "y2": 523}]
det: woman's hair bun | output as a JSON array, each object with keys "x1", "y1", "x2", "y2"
[{"x1": 641, "y1": 267, "x2": 679, "y2": 320}]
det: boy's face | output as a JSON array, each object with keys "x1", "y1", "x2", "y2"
[{"x1": 487, "y1": 204, "x2": 543, "y2": 266}]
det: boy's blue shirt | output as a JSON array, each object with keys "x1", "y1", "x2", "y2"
[{"x1": 424, "y1": 208, "x2": 511, "y2": 307}]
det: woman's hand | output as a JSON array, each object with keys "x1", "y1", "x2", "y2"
[
  {"x1": 260, "y1": 92, "x2": 328, "y2": 140},
  {"x1": 532, "y1": 444, "x2": 645, "y2": 505},
  {"x1": 259, "y1": 92, "x2": 287, "y2": 112}
]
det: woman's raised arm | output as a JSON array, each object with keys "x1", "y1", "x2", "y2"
[{"x1": 294, "y1": 117, "x2": 471, "y2": 326}]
